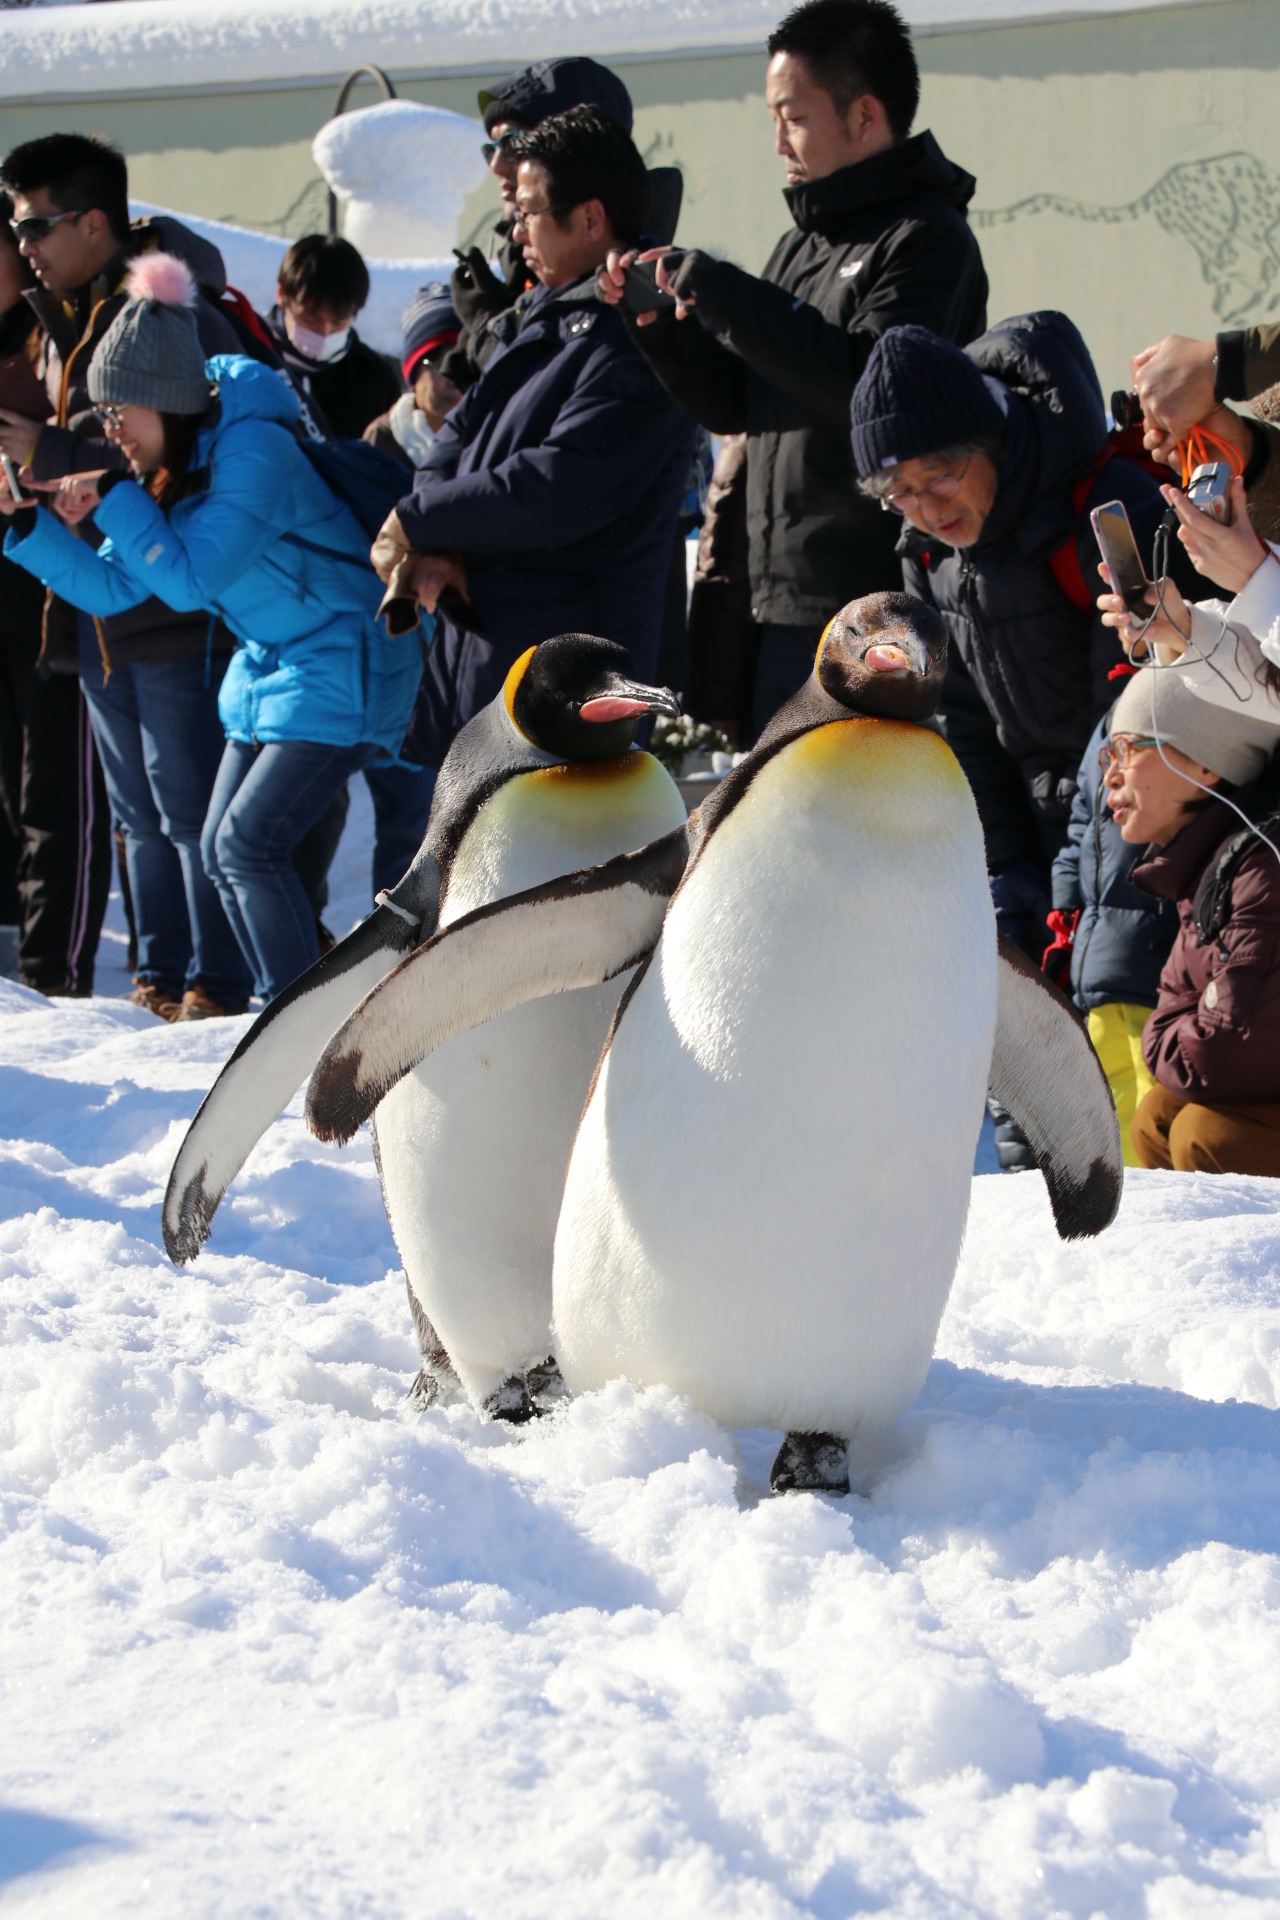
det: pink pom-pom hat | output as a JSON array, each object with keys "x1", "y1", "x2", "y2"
[{"x1": 124, "y1": 251, "x2": 199, "y2": 309}]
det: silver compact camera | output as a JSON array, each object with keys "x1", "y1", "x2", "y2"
[{"x1": 1186, "y1": 461, "x2": 1233, "y2": 523}]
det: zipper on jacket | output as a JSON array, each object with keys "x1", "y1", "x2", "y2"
[{"x1": 959, "y1": 550, "x2": 1016, "y2": 716}]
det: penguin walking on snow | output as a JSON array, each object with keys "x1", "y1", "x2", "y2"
[
  {"x1": 164, "y1": 634, "x2": 687, "y2": 1419},
  {"x1": 305, "y1": 594, "x2": 1123, "y2": 1491}
]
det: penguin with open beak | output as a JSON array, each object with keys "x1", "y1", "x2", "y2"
[{"x1": 164, "y1": 633, "x2": 687, "y2": 1419}]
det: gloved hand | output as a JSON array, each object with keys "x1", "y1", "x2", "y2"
[{"x1": 450, "y1": 247, "x2": 520, "y2": 332}]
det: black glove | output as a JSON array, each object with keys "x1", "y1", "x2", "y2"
[{"x1": 450, "y1": 247, "x2": 521, "y2": 332}]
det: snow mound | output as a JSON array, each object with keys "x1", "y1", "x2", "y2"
[
  {"x1": 1, "y1": 859, "x2": 1279, "y2": 1911},
  {"x1": 313, "y1": 99, "x2": 487, "y2": 261}
]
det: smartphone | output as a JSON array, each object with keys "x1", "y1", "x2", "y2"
[
  {"x1": 621, "y1": 255, "x2": 680, "y2": 316},
  {"x1": 0, "y1": 453, "x2": 27, "y2": 506},
  {"x1": 1186, "y1": 461, "x2": 1233, "y2": 524},
  {"x1": 1091, "y1": 500, "x2": 1152, "y2": 619}
]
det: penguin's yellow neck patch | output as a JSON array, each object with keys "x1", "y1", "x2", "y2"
[
  {"x1": 814, "y1": 616, "x2": 837, "y2": 676},
  {"x1": 502, "y1": 647, "x2": 539, "y2": 735},
  {"x1": 776, "y1": 717, "x2": 969, "y2": 838},
  {"x1": 523, "y1": 751, "x2": 659, "y2": 798}
]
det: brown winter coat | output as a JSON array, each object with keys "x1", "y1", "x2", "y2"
[{"x1": 1134, "y1": 788, "x2": 1280, "y2": 1105}]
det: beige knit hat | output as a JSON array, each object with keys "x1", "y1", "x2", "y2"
[{"x1": 1110, "y1": 665, "x2": 1280, "y2": 786}]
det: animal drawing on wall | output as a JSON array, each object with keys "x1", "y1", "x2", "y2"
[{"x1": 973, "y1": 152, "x2": 1280, "y2": 325}]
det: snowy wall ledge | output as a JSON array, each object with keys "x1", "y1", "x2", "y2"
[{"x1": 0, "y1": 0, "x2": 1227, "y2": 104}]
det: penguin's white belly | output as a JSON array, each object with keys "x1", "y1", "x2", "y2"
[
  {"x1": 553, "y1": 719, "x2": 997, "y2": 1436},
  {"x1": 377, "y1": 754, "x2": 686, "y2": 1404}
]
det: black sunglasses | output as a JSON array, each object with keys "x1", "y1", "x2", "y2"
[
  {"x1": 10, "y1": 208, "x2": 86, "y2": 243},
  {"x1": 481, "y1": 133, "x2": 521, "y2": 165}
]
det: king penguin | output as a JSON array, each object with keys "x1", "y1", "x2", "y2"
[
  {"x1": 305, "y1": 595, "x2": 1122, "y2": 1488},
  {"x1": 164, "y1": 632, "x2": 688, "y2": 1418}
]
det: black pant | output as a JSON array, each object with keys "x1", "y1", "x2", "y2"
[{"x1": 0, "y1": 631, "x2": 110, "y2": 994}]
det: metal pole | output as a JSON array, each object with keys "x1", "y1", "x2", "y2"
[{"x1": 327, "y1": 65, "x2": 398, "y2": 236}]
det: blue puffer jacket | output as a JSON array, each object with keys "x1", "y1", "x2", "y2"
[
  {"x1": 4, "y1": 355, "x2": 423, "y2": 756},
  {"x1": 1052, "y1": 710, "x2": 1177, "y2": 1009}
]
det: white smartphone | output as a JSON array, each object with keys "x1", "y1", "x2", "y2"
[{"x1": 0, "y1": 452, "x2": 27, "y2": 506}]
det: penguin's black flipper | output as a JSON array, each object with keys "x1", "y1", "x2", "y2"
[
  {"x1": 989, "y1": 935, "x2": 1124, "y2": 1240},
  {"x1": 305, "y1": 824, "x2": 691, "y2": 1146},
  {"x1": 162, "y1": 849, "x2": 441, "y2": 1266}
]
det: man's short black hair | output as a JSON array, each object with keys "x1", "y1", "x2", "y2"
[
  {"x1": 278, "y1": 234, "x2": 370, "y2": 317},
  {"x1": 508, "y1": 106, "x2": 649, "y2": 248},
  {"x1": 0, "y1": 133, "x2": 130, "y2": 244},
  {"x1": 767, "y1": 0, "x2": 919, "y2": 143}
]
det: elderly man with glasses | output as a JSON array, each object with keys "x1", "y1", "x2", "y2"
[{"x1": 849, "y1": 312, "x2": 1203, "y2": 1167}]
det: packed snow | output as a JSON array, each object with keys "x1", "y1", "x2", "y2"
[
  {"x1": 313, "y1": 100, "x2": 487, "y2": 261},
  {"x1": 0, "y1": 0, "x2": 1217, "y2": 103},
  {"x1": 2, "y1": 788, "x2": 1280, "y2": 1915}
]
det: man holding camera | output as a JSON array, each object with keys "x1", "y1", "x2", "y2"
[
  {"x1": 374, "y1": 108, "x2": 694, "y2": 773},
  {"x1": 598, "y1": 0, "x2": 987, "y2": 737}
]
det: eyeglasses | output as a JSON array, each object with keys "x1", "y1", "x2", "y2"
[
  {"x1": 481, "y1": 134, "x2": 520, "y2": 165},
  {"x1": 512, "y1": 204, "x2": 571, "y2": 226},
  {"x1": 92, "y1": 403, "x2": 126, "y2": 428},
  {"x1": 1099, "y1": 735, "x2": 1160, "y2": 772},
  {"x1": 879, "y1": 456, "x2": 973, "y2": 516},
  {"x1": 10, "y1": 208, "x2": 85, "y2": 244}
]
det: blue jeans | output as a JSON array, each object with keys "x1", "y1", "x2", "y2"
[
  {"x1": 201, "y1": 738, "x2": 375, "y2": 1002},
  {"x1": 78, "y1": 634, "x2": 252, "y2": 1005},
  {"x1": 365, "y1": 762, "x2": 435, "y2": 896}
]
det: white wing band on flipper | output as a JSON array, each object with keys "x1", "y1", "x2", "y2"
[
  {"x1": 989, "y1": 934, "x2": 1124, "y2": 1239},
  {"x1": 305, "y1": 825, "x2": 690, "y2": 1146},
  {"x1": 162, "y1": 901, "x2": 430, "y2": 1266}
]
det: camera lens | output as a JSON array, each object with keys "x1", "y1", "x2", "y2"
[{"x1": 1111, "y1": 390, "x2": 1141, "y2": 432}]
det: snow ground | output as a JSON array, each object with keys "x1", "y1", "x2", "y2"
[{"x1": 3, "y1": 790, "x2": 1280, "y2": 1916}]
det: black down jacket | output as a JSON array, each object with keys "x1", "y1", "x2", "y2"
[
  {"x1": 632, "y1": 133, "x2": 988, "y2": 626},
  {"x1": 900, "y1": 311, "x2": 1186, "y2": 873},
  {"x1": 1051, "y1": 710, "x2": 1176, "y2": 1010}
]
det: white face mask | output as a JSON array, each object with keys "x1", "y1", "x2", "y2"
[{"x1": 285, "y1": 314, "x2": 351, "y2": 364}]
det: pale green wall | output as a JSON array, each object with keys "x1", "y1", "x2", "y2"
[{"x1": 3, "y1": 0, "x2": 1278, "y2": 392}]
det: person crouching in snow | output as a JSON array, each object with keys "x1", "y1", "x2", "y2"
[
  {"x1": 364, "y1": 283, "x2": 462, "y2": 471},
  {"x1": 0, "y1": 254, "x2": 424, "y2": 1005},
  {"x1": 1050, "y1": 700, "x2": 1177, "y2": 1165},
  {"x1": 1097, "y1": 665, "x2": 1280, "y2": 1175}
]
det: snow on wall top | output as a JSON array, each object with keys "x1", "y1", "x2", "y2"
[{"x1": 0, "y1": 0, "x2": 1216, "y2": 104}]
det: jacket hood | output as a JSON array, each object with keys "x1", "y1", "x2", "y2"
[
  {"x1": 785, "y1": 132, "x2": 977, "y2": 236},
  {"x1": 132, "y1": 215, "x2": 228, "y2": 298},
  {"x1": 203, "y1": 353, "x2": 302, "y2": 433}
]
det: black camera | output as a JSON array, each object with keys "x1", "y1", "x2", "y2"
[{"x1": 1111, "y1": 390, "x2": 1142, "y2": 433}]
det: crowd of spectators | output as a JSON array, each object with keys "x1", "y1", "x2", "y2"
[{"x1": 0, "y1": 0, "x2": 1276, "y2": 1175}]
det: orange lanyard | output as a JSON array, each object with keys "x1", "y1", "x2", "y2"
[{"x1": 1177, "y1": 425, "x2": 1246, "y2": 487}]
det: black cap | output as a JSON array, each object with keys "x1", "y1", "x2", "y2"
[{"x1": 478, "y1": 57, "x2": 633, "y2": 135}]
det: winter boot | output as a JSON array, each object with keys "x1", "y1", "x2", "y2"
[
  {"x1": 126, "y1": 978, "x2": 182, "y2": 1022},
  {"x1": 175, "y1": 985, "x2": 249, "y2": 1021},
  {"x1": 526, "y1": 1355, "x2": 568, "y2": 1414},
  {"x1": 770, "y1": 1430, "x2": 850, "y2": 1496}
]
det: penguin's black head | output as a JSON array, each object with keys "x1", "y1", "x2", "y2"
[
  {"x1": 816, "y1": 592, "x2": 948, "y2": 723},
  {"x1": 506, "y1": 633, "x2": 681, "y2": 763}
]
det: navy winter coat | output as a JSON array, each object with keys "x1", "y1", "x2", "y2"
[
  {"x1": 900, "y1": 312, "x2": 1199, "y2": 872},
  {"x1": 394, "y1": 275, "x2": 695, "y2": 767},
  {"x1": 1051, "y1": 711, "x2": 1176, "y2": 1009}
]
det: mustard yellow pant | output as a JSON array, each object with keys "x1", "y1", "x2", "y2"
[{"x1": 1087, "y1": 1002, "x2": 1157, "y2": 1169}]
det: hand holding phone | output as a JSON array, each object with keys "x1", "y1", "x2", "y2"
[
  {"x1": 621, "y1": 256, "x2": 680, "y2": 316},
  {"x1": 0, "y1": 452, "x2": 27, "y2": 508},
  {"x1": 1091, "y1": 500, "x2": 1152, "y2": 618}
]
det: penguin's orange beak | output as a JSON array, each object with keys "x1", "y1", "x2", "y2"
[{"x1": 863, "y1": 643, "x2": 913, "y2": 673}]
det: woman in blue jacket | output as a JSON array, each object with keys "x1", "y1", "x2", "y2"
[{"x1": 0, "y1": 257, "x2": 424, "y2": 1002}]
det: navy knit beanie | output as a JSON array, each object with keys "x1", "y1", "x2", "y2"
[
  {"x1": 400, "y1": 282, "x2": 460, "y2": 382},
  {"x1": 849, "y1": 325, "x2": 1005, "y2": 478}
]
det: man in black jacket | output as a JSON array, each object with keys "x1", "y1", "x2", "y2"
[
  {"x1": 265, "y1": 233, "x2": 402, "y2": 440},
  {"x1": 599, "y1": 0, "x2": 987, "y2": 736}
]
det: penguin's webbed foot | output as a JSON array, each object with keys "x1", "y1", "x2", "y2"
[
  {"x1": 770, "y1": 1431, "x2": 850, "y2": 1496},
  {"x1": 484, "y1": 1375, "x2": 534, "y2": 1424},
  {"x1": 526, "y1": 1354, "x2": 569, "y2": 1415}
]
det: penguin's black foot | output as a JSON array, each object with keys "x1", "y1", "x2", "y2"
[
  {"x1": 770, "y1": 1431, "x2": 850, "y2": 1496},
  {"x1": 484, "y1": 1375, "x2": 534, "y2": 1424},
  {"x1": 525, "y1": 1354, "x2": 568, "y2": 1414}
]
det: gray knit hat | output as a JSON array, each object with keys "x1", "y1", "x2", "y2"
[
  {"x1": 1110, "y1": 665, "x2": 1280, "y2": 787},
  {"x1": 88, "y1": 253, "x2": 211, "y2": 415}
]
